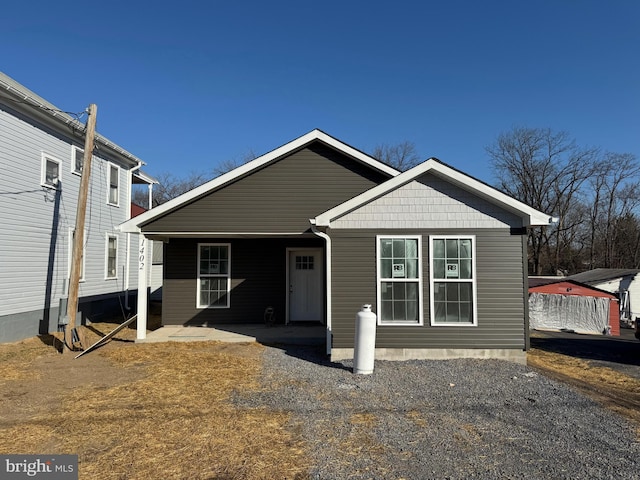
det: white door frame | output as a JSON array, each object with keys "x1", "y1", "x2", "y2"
[{"x1": 286, "y1": 247, "x2": 324, "y2": 324}]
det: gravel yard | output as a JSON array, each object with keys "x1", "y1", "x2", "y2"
[{"x1": 235, "y1": 345, "x2": 640, "y2": 480}]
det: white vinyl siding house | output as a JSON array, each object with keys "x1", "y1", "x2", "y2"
[{"x1": 0, "y1": 71, "x2": 156, "y2": 343}]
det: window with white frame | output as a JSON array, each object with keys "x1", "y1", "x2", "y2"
[
  {"x1": 377, "y1": 236, "x2": 422, "y2": 325},
  {"x1": 430, "y1": 236, "x2": 477, "y2": 326},
  {"x1": 197, "y1": 243, "x2": 231, "y2": 308},
  {"x1": 105, "y1": 234, "x2": 118, "y2": 279},
  {"x1": 107, "y1": 164, "x2": 119, "y2": 206},
  {"x1": 68, "y1": 228, "x2": 86, "y2": 281},
  {"x1": 72, "y1": 146, "x2": 84, "y2": 175},
  {"x1": 41, "y1": 154, "x2": 60, "y2": 188}
]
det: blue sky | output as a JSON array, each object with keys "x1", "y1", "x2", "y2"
[{"x1": 2, "y1": 1, "x2": 638, "y2": 183}]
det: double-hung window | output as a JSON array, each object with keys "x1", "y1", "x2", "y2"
[
  {"x1": 430, "y1": 236, "x2": 477, "y2": 326},
  {"x1": 41, "y1": 153, "x2": 60, "y2": 188},
  {"x1": 197, "y1": 243, "x2": 231, "y2": 308},
  {"x1": 72, "y1": 146, "x2": 84, "y2": 175},
  {"x1": 107, "y1": 164, "x2": 119, "y2": 206},
  {"x1": 377, "y1": 236, "x2": 422, "y2": 325},
  {"x1": 105, "y1": 234, "x2": 118, "y2": 279}
]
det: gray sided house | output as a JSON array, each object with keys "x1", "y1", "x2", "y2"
[
  {"x1": 0, "y1": 72, "x2": 156, "y2": 343},
  {"x1": 120, "y1": 130, "x2": 553, "y2": 363}
]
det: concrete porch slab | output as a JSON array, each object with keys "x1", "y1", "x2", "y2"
[{"x1": 137, "y1": 323, "x2": 326, "y2": 346}]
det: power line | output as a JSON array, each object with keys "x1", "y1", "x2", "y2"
[{"x1": 0, "y1": 92, "x2": 87, "y2": 120}]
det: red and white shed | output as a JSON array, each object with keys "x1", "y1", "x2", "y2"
[{"x1": 528, "y1": 279, "x2": 620, "y2": 336}]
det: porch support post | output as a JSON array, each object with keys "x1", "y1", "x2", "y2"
[
  {"x1": 137, "y1": 233, "x2": 149, "y2": 340},
  {"x1": 147, "y1": 183, "x2": 153, "y2": 209}
]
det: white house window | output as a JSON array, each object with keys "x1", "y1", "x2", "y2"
[
  {"x1": 197, "y1": 243, "x2": 231, "y2": 308},
  {"x1": 430, "y1": 236, "x2": 477, "y2": 326},
  {"x1": 41, "y1": 154, "x2": 60, "y2": 188},
  {"x1": 105, "y1": 234, "x2": 118, "y2": 279},
  {"x1": 377, "y1": 236, "x2": 422, "y2": 325},
  {"x1": 108, "y1": 164, "x2": 120, "y2": 206},
  {"x1": 68, "y1": 228, "x2": 86, "y2": 281},
  {"x1": 72, "y1": 146, "x2": 84, "y2": 175}
]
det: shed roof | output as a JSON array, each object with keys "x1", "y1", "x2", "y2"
[
  {"x1": 564, "y1": 268, "x2": 640, "y2": 285},
  {"x1": 528, "y1": 278, "x2": 618, "y2": 298},
  {"x1": 528, "y1": 276, "x2": 566, "y2": 288}
]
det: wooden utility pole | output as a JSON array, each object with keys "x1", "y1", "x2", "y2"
[{"x1": 64, "y1": 104, "x2": 97, "y2": 353}]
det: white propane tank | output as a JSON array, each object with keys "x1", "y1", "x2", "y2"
[{"x1": 353, "y1": 304, "x2": 377, "y2": 374}]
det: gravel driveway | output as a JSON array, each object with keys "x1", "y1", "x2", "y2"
[{"x1": 235, "y1": 345, "x2": 640, "y2": 480}]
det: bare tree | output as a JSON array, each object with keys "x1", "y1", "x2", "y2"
[
  {"x1": 371, "y1": 141, "x2": 421, "y2": 171},
  {"x1": 132, "y1": 150, "x2": 260, "y2": 208},
  {"x1": 586, "y1": 152, "x2": 640, "y2": 268},
  {"x1": 487, "y1": 127, "x2": 598, "y2": 275},
  {"x1": 132, "y1": 171, "x2": 210, "y2": 208},
  {"x1": 212, "y1": 149, "x2": 258, "y2": 177}
]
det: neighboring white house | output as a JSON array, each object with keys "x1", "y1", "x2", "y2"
[
  {"x1": 0, "y1": 71, "x2": 156, "y2": 343},
  {"x1": 565, "y1": 268, "x2": 640, "y2": 327}
]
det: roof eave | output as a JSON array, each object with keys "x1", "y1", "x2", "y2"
[
  {"x1": 314, "y1": 158, "x2": 557, "y2": 228},
  {"x1": 121, "y1": 129, "x2": 400, "y2": 231},
  {"x1": 0, "y1": 71, "x2": 144, "y2": 169}
]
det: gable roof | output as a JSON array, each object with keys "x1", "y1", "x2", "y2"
[
  {"x1": 528, "y1": 276, "x2": 567, "y2": 288},
  {"x1": 313, "y1": 158, "x2": 555, "y2": 227},
  {"x1": 119, "y1": 129, "x2": 401, "y2": 233},
  {"x1": 528, "y1": 278, "x2": 618, "y2": 297},
  {"x1": 564, "y1": 268, "x2": 640, "y2": 285}
]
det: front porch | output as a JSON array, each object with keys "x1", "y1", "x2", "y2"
[{"x1": 137, "y1": 323, "x2": 326, "y2": 346}]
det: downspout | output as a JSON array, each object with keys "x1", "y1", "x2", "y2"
[
  {"x1": 310, "y1": 220, "x2": 332, "y2": 356},
  {"x1": 125, "y1": 162, "x2": 143, "y2": 310}
]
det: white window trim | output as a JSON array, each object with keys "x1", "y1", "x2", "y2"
[
  {"x1": 376, "y1": 235, "x2": 424, "y2": 326},
  {"x1": 429, "y1": 235, "x2": 478, "y2": 327},
  {"x1": 105, "y1": 233, "x2": 118, "y2": 280},
  {"x1": 41, "y1": 152, "x2": 61, "y2": 189},
  {"x1": 107, "y1": 163, "x2": 120, "y2": 206},
  {"x1": 68, "y1": 228, "x2": 86, "y2": 282},
  {"x1": 197, "y1": 242, "x2": 231, "y2": 309},
  {"x1": 71, "y1": 145, "x2": 84, "y2": 176}
]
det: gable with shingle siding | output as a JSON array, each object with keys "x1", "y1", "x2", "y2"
[{"x1": 331, "y1": 173, "x2": 523, "y2": 230}]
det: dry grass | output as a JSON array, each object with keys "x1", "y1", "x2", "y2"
[
  {"x1": 0, "y1": 327, "x2": 309, "y2": 479},
  {"x1": 528, "y1": 347, "x2": 640, "y2": 426},
  {"x1": 0, "y1": 337, "x2": 54, "y2": 381}
]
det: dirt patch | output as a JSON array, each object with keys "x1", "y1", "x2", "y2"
[
  {"x1": 1, "y1": 339, "x2": 146, "y2": 427},
  {"x1": 0, "y1": 324, "x2": 308, "y2": 479}
]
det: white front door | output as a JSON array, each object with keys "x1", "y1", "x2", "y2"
[{"x1": 288, "y1": 249, "x2": 323, "y2": 322}]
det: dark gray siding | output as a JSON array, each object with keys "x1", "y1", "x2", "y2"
[
  {"x1": 143, "y1": 143, "x2": 390, "y2": 234},
  {"x1": 163, "y1": 237, "x2": 323, "y2": 325},
  {"x1": 331, "y1": 229, "x2": 527, "y2": 350}
]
